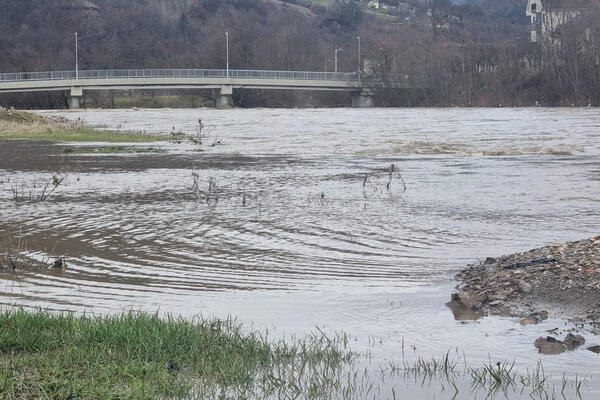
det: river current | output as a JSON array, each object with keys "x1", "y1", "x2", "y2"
[{"x1": 1, "y1": 107, "x2": 599, "y2": 398}]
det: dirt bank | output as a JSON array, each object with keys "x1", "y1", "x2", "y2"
[{"x1": 450, "y1": 237, "x2": 600, "y2": 322}]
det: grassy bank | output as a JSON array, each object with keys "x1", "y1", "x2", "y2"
[
  {"x1": 0, "y1": 110, "x2": 169, "y2": 142},
  {"x1": 0, "y1": 309, "x2": 353, "y2": 400}
]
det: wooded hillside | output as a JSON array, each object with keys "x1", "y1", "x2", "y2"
[{"x1": 1, "y1": 0, "x2": 598, "y2": 107}]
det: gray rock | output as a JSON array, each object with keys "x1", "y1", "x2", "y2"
[
  {"x1": 535, "y1": 337, "x2": 566, "y2": 354},
  {"x1": 564, "y1": 333, "x2": 585, "y2": 349},
  {"x1": 458, "y1": 291, "x2": 486, "y2": 309},
  {"x1": 587, "y1": 345, "x2": 600, "y2": 354},
  {"x1": 518, "y1": 280, "x2": 532, "y2": 293}
]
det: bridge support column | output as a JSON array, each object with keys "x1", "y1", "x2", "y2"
[
  {"x1": 216, "y1": 85, "x2": 233, "y2": 109},
  {"x1": 69, "y1": 86, "x2": 83, "y2": 109},
  {"x1": 351, "y1": 90, "x2": 375, "y2": 108}
]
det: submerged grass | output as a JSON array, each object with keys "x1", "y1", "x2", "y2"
[
  {"x1": 65, "y1": 146, "x2": 167, "y2": 154},
  {"x1": 0, "y1": 309, "x2": 593, "y2": 400},
  {"x1": 0, "y1": 309, "x2": 355, "y2": 400},
  {"x1": 0, "y1": 110, "x2": 168, "y2": 142},
  {"x1": 397, "y1": 353, "x2": 588, "y2": 400}
]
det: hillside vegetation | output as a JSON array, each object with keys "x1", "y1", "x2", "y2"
[{"x1": 1, "y1": 0, "x2": 598, "y2": 107}]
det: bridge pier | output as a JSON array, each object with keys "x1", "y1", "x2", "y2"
[
  {"x1": 69, "y1": 86, "x2": 83, "y2": 109},
  {"x1": 216, "y1": 85, "x2": 233, "y2": 109},
  {"x1": 68, "y1": 96, "x2": 81, "y2": 109},
  {"x1": 351, "y1": 90, "x2": 375, "y2": 108}
]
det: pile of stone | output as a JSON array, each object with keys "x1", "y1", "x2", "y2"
[
  {"x1": 450, "y1": 236, "x2": 600, "y2": 319},
  {"x1": 535, "y1": 333, "x2": 586, "y2": 354}
]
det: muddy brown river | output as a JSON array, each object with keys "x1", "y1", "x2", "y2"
[{"x1": 1, "y1": 108, "x2": 599, "y2": 398}]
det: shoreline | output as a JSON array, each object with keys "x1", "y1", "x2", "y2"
[
  {"x1": 450, "y1": 236, "x2": 600, "y2": 352},
  {"x1": 0, "y1": 109, "x2": 170, "y2": 142},
  {"x1": 28, "y1": 105, "x2": 600, "y2": 111},
  {"x1": 451, "y1": 236, "x2": 600, "y2": 320}
]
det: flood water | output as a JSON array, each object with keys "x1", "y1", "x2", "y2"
[{"x1": 1, "y1": 107, "x2": 599, "y2": 398}]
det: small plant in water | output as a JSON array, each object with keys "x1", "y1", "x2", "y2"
[
  {"x1": 7, "y1": 173, "x2": 64, "y2": 204},
  {"x1": 189, "y1": 118, "x2": 217, "y2": 146},
  {"x1": 362, "y1": 163, "x2": 407, "y2": 199},
  {"x1": 397, "y1": 352, "x2": 589, "y2": 400},
  {"x1": 191, "y1": 164, "x2": 218, "y2": 206},
  {"x1": 191, "y1": 164, "x2": 201, "y2": 200},
  {"x1": 0, "y1": 228, "x2": 65, "y2": 272},
  {"x1": 387, "y1": 163, "x2": 407, "y2": 191},
  {"x1": 206, "y1": 177, "x2": 218, "y2": 205}
]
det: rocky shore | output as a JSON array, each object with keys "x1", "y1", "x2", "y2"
[{"x1": 449, "y1": 236, "x2": 600, "y2": 353}]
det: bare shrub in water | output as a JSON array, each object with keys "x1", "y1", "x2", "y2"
[
  {"x1": 0, "y1": 229, "x2": 31, "y2": 271},
  {"x1": 206, "y1": 177, "x2": 218, "y2": 206},
  {"x1": 7, "y1": 173, "x2": 64, "y2": 204},
  {"x1": 187, "y1": 119, "x2": 217, "y2": 146},
  {"x1": 191, "y1": 165, "x2": 218, "y2": 205},
  {"x1": 0, "y1": 229, "x2": 65, "y2": 272},
  {"x1": 387, "y1": 163, "x2": 407, "y2": 191},
  {"x1": 362, "y1": 163, "x2": 407, "y2": 197},
  {"x1": 191, "y1": 164, "x2": 201, "y2": 199}
]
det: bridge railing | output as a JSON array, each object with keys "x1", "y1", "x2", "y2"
[{"x1": 0, "y1": 69, "x2": 360, "y2": 83}]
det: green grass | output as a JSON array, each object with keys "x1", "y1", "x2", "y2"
[
  {"x1": 0, "y1": 309, "x2": 592, "y2": 399},
  {"x1": 0, "y1": 110, "x2": 169, "y2": 143},
  {"x1": 0, "y1": 309, "x2": 355, "y2": 400}
]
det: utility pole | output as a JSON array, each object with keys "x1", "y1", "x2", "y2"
[
  {"x1": 225, "y1": 31, "x2": 229, "y2": 77},
  {"x1": 356, "y1": 36, "x2": 361, "y2": 82},
  {"x1": 335, "y1": 47, "x2": 343, "y2": 73},
  {"x1": 75, "y1": 32, "x2": 79, "y2": 79}
]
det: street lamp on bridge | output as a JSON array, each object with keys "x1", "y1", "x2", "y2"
[
  {"x1": 356, "y1": 36, "x2": 361, "y2": 82},
  {"x1": 75, "y1": 32, "x2": 79, "y2": 80},
  {"x1": 334, "y1": 47, "x2": 342, "y2": 73},
  {"x1": 225, "y1": 31, "x2": 229, "y2": 78}
]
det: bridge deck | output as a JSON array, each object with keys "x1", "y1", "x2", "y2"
[{"x1": 0, "y1": 69, "x2": 363, "y2": 93}]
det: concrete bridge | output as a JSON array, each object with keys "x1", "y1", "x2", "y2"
[{"x1": 0, "y1": 68, "x2": 380, "y2": 108}]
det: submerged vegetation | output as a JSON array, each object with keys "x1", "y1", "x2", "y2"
[
  {"x1": 7, "y1": 173, "x2": 64, "y2": 204},
  {"x1": 398, "y1": 353, "x2": 587, "y2": 400},
  {"x1": 0, "y1": 110, "x2": 168, "y2": 142}
]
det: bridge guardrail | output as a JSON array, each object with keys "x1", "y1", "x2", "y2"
[{"x1": 0, "y1": 69, "x2": 360, "y2": 83}]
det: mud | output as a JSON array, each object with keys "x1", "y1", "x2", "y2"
[{"x1": 0, "y1": 139, "x2": 304, "y2": 173}]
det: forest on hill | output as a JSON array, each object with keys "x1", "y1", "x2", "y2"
[{"x1": 1, "y1": 0, "x2": 599, "y2": 108}]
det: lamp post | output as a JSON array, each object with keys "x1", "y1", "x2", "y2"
[
  {"x1": 225, "y1": 31, "x2": 229, "y2": 78},
  {"x1": 334, "y1": 47, "x2": 343, "y2": 73},
  {"x1": 356, "y1": 36, "x2": 361, "y2": 82},
  {"x1": 75, "y1": 32, "x2": 79, "y2": 80}
]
